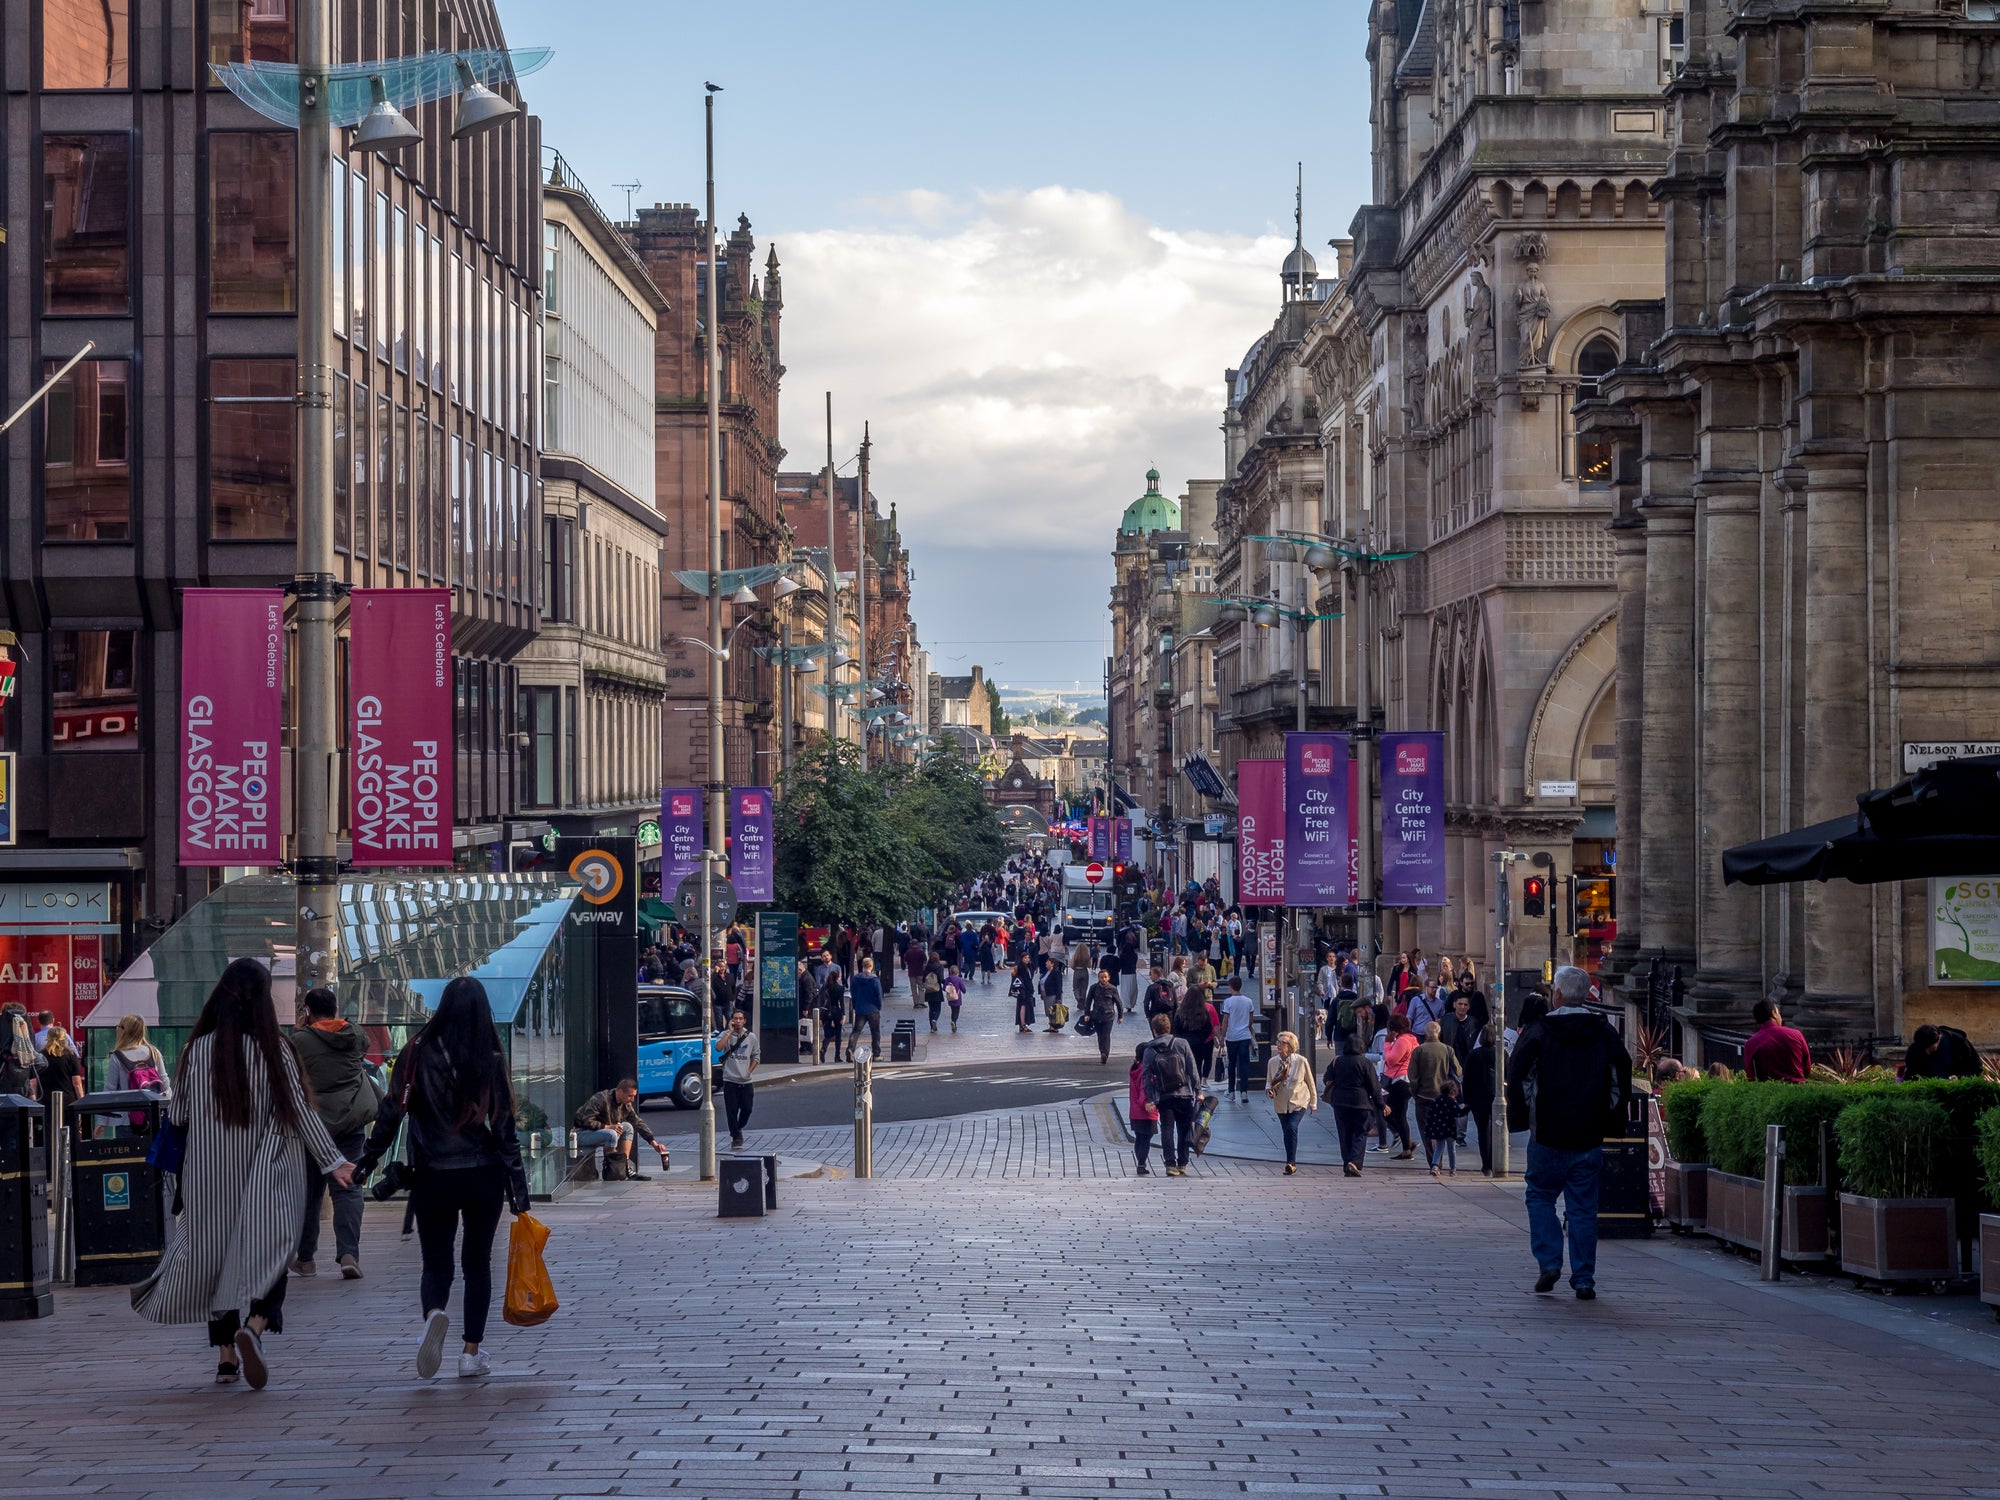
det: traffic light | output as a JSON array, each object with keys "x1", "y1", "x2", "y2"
[{"x1": 1522, "y1": 876, "x2": 1547, "y2": 919}]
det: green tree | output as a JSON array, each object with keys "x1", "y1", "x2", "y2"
[
  {"x1": 985, "y1": 680, "x2": 1010, "y2": 737},
  {"x1": 772, "y1": 740, "x2": 920, "y2": 929},
  {"x1": 886, "y1": 738, "x2": 1008, "y2": 908}
]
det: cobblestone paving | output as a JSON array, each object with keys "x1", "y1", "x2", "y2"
[{"x1": 8, "y1": 1105, "x2": 2000, "y2": 1499}]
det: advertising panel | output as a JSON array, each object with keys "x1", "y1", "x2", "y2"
[
  {"x1": 179, "y1": 589, "x2": 285, "y2": 867},
  {"x1": 1283, "y1": 732, "x2": 1350, "y2": 905},
  {"x1": 1236, "y1": 760, "x2": 1286, "y2": 904},
  {"x1": 349, "y1": 589, "x2": 453, "y2": 866},
  {"x1": 662, "y1": 787, "x2": 703, "y2": 890},
  {"x1": 1380, "y1": 731, "x2": 1447, "y2": 905},
  {"x1": 731, "y1": 787, "x2": 774, "y2": 904}
]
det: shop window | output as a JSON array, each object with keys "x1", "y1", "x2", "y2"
[
  {"x1": 208, "y1": 359, "x2": 296, "y2": 539},
  {"x1": 44, "y1": 0, "x2": 130, "y2": 88},
  {"x1": 43, "y1": 359, "x2": 130, "y2": 541},
  {"x1": 209, "y1": 132, "x2": 296, "y2": 312},
  {"x1": 51, "y1": 630, "x2": 138, "y2": 751},
  {"x1": 207, "y1": 0, "x2": 292, "y2": 67},
  {"x1": 44, "y1": 134, "x2": 132, "y2": 315}
]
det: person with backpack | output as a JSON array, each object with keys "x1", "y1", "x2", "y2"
[
  {"x1": 1506, "y1": 965, "x2": 1632, "y2": 1300},
  {"x1": 290, "y1": 986, "x2": 378, "y2": 1280},
  {"x1": 1141, "y1": 1014, "x2": 1202, "y2": 1176},
  {"x1": 922, "y1": 958, "x2": 946, "y2": 1033},
  {"x1": 355, "y1": 977, "x2": 531, "y2": 1380},
  {"x1": 133, "y1": 958, "x2": 356, "y2": 1389},
  {"x1": 1172, "y1": 988, "x2": 1217, "y2": 1086},
  {"x1": 718, "y1": 1007, "x2": 760, "y2": 1150},
  {"x1": 107, "y1": 1013, "x2": 168, "y2": 1097},
  {"x1": 1127, "y1": 1041, "x2": 1161, "y2": 1175},
  {"x1": 1264, "y1": 1030, "x2": 1318, "y2": 1174},
  {"x1": 944, "y1": 965, "x2": 967, "y2": 1033},
  {"x1": 1039, "y1": 955, "x2": 1067, "y2": 1033}
]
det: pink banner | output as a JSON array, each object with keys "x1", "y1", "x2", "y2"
[
  {"x1": 1236, "y1": 759, "x2": 1285, "y2": 904},
  {"x1": 179, "y1": 588, "x2": 285, "y2": 866},
  {"x1": 350, "y1": 589, "x2": 452, "y2": 866}
]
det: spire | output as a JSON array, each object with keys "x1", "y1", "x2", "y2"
[
  {"x1": 1280, "y1": 161, "x2": 1318, "y2": 301},
  {"x1": 764, "y1": 244, "x2": 783, "y2": 307}
]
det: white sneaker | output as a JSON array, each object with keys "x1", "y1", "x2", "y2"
[
  {"x1": 416, "y1": 1309, "x2": 450, "y2": 1378},
  {"x1": 457, "y1": 1350, "x2": 492, "y2": 1379}
]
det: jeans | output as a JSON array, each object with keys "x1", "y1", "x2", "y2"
[
  {"x1": 576, "y1": 1122, "x2": 633, "y2": 1166},
  {"x1": 927, "y1": 995, "x2": 943, "y2": 1029},
  {"x1": 1425, "y1": 1133, "x2": 1456, "y2": 1172},
  {"x1": 209, "y1": 1273, "x2": 287, "y2": 1346},
  {"x1": 413, "y1": 1165, "x2": 506, "y2": 1346},
  {"x1": 1473, "y1": 1109, "x2": 1494, "y2": 1175},
  {"x1": 723, "y1": 1079, "x2": 754, "y2": 1138},
  {"x1": 298, "y1": 1127, "x2": 366, "y2": 1263},
  {"x1": 1096, "y1": 1021, "x2": 1113, "y2": 1063},
  {"x1": 1226, "y1": 1037, "x2": 1253, "y2": 1095},
  {"x1": 1383, "y1": 1079, "x2": 1413, "y2": 1151},
  {"x1": 1332, "y1": 1106, "x2": 1373, "y2": 1170},
  {"x1": 1278, "y1": 1109, "x2": 1302, "y2": 1166},
  {"x1": 855, "y1": 1010, "x2": 882, "y2": 1057},
  {"x1": 1159, "y1": 1097, "x2": 1196, "y2": 1167},
  {"x1": 1525, "y1": 1141, "x2": 1603, "y2": 1291},
  {"x1": 1131, "y1": 1118, "x2": 1157, "y2": 1171},
  {"x1": 818, "y1": 1014, "x2": 843, "y2": 1062}
]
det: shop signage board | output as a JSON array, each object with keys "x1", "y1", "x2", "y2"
[
  {"x1": 178, "y1": 589, "x2": 285, "y2": 867},
  {"x1": 1928, "y1": 877, "x2": 2000, "y2": 984},
  {"x1": 349, "y1": 589, "x2": 452, "y2": 866},
  {"x1": 1236, "y1": 760, "x2": 1285, "y2": 904}
]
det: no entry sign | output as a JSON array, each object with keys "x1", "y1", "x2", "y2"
[{"x1": 1083, "y1": 862, "x2": 1106, "y2": 886}]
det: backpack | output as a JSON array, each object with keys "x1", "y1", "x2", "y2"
[
  {"x1": 1144, "y1": 1039, "x2": 1192, "y2": 1104},
  {"x1": 923, "y1": 971, "x2": 942, "y2": 998},
  {"x1": 122, "y1": 1047, "x2": 166, "y2": 1126}
]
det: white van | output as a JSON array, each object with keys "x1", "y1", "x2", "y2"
[{"x1": 1060, "y1": 863, "x2": 1115, "y2": 941}]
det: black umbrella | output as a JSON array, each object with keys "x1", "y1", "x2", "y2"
[{"x1": 1722, "y1": 755, "x2": 2000, "y2": 886}]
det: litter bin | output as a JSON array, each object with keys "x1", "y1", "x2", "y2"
[
  {"x1": 1597, "y1": 1094, "x2": 1655, "y2": 1240},
  {"x1": 718, "y1": 1155, "x2": 766, "y2": 1219},
  {"x1": 0, "y1": 1094, "x2": 52, "y2": 1320},
  {"x1": 890, "y1": 1018, "x2": 916, "y2": 1063},
  {"x1": 68, "y1": 1091, "x2": 167, "y2": 1287},
  {"x1": 760, "y1": 1152, "x2": 779, "y2": 1210}
]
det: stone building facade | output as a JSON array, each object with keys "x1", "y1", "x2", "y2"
[
  {"x1": 622, "y1": 204, "x2": 786, "y2": 791},
  {"x1": 1584, "y1": 0, "x2": 2000, "y2": 1046},
  {"x1": 516, "y1": 156, "x2": 668, "y2": 864},
  {"x1": 1267, "y1": 0, "x2": 1676, "y2": 970}
]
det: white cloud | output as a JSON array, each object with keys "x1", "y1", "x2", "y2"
[{"x1": 769, "y1": 187, "x2": 1288, "y2": 685}]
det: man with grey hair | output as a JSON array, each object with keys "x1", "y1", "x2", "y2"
[{"x1": 1505, "y1": 964, "x2": 1631, "y2": 1300}]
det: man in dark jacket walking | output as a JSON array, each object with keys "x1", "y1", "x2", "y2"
[
  {"x1": 292, "y1": 987, "x2": 377, "y2": 1279},
  {"x1": 1506, "y1": 965, "x2": 1631, "y2": 1300},
  {"x1": 1141, "y1": 1014, "x2": 1202, "y2": 1176}
]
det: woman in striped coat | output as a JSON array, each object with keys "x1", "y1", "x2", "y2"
[{"x1": 133, "y1": 958, "x2": 354, "y2": 1388}]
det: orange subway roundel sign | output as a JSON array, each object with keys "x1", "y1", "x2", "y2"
[{"x1": 569, "y1": 848, "x2": 625, "y2": 907}]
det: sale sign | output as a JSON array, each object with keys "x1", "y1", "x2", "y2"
[
  {"x1": 731, "y1": 787, "x2": 774, "y2": 904},
  {"x1": 1236, "y1": 759, "x2": 1286, "y2": 904},
  {"x1": 1284, "y1": 732, "x2": 1351, "y2": 905},
  {"x1": 0, "y1": 933, "x2": 100, "y2": 1033},
  {"x1": 662, "y1": 787, "x2": 702, "y2": 891},
  {"x1": 179, "y1": 589, "x2": 285, "y2": 866},
  {"x1": 1380, "y1": 731, "x2": 1446, "y2": 905},
  {"x1": 349, "y1": 589, "x2": 452, "y2": 866}
]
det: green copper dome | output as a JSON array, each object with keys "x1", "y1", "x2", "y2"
[{"x1": 1119, "y1": 467, "x2": 1181, "y2": 534}]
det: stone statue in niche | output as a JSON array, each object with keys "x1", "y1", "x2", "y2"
[
  {"x1": 1465, "y1": 268, "x2": 1496, "y2": 380},
  {"x1": 1515, "y1": 261, "x2": 1551, "y2": 368}
]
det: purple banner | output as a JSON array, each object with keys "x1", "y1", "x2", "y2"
[
  {"x1": 662, "y1": 786, "x2": 702, "y2": 891},
  {"x1": 179, "y1": 589, "x2": 285, "y2": 867},
  {"x1": 1236, "y1": 760, "x2": 1285, "y2": 904},
  {"x1": 731, "y1": 786, "x2": 774, "y2": 904},
  {"x1": 1113, "y1": 816, "x2": 1133, "y2": 862},
  {"x1": 350, "y1": 589, "x2": 452, "y2": 866},
  {"x1": 1380, "y1": 731, "x2": 1446, "y2": 905},
  {"x1": 1283, "y1": 731, "x2": 1350, "y2": 905},
  {"x1": 1089, "y1": 816, "x2": 1111, "y2": 861}
]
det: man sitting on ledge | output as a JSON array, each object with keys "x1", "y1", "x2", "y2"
[
  {"x1": 1742, "y1": 999, "x2": 1812, "y2": 1083},
  {"x1": 574, "y1": 1079, "x2": 671, "y2": 1180}
]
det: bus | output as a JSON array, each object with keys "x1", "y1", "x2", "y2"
[{"x1": 636, "y1": 985, "x2": 713, "y2": 1109}]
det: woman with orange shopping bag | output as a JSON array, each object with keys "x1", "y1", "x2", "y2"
[{"x1": 356, "y1": 977, "x2": 531, "y2": 1379}]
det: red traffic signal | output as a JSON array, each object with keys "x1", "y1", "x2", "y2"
[{"x1": 1522, "y1": 876, "x2": 1547, "y2": 919}]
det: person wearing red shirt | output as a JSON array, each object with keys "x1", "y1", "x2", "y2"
[{"x1": 1742, "y1": 999, "x2": 1813, "y2": 1082}]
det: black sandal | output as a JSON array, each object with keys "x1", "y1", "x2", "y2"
[{"x1": 215, "y1": 1359, "x2": 240, "y2": 1385}]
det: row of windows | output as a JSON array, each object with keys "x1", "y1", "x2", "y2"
[
  {"x1": 543, "y1": 221, "x2": 655, "y2": 504},
  {"x1": 521, "y1": 687, "x2": 661, "y2": 813},
  {"x1": 41, "y1": 0, "x2": 284, "y2": 91}
]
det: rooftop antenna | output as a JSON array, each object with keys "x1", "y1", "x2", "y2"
[{"x1": 614, "y1": 180, "x2": 641, "y2": 220}]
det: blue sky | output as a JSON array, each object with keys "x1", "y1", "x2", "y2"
[{"x1": 499, "y1": 0, "x2": 1374, "y2": 694}]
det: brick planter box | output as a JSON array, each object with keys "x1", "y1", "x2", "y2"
[
  {"x1": 1982, "y1": 1216, "x2": 2000, "y2": 1315},
  {"x1": 1837, "y1": 1194, "x2": 1958, "y2": 1282},
  {"x1": 1705, "y1": 1170, "x2": 1830, "y2": 1262},
  {"x1": 1665, "y1": 1161, "x2": 1708, "y2": 1230}
]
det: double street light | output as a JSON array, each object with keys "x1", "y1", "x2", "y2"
[{"x1": 212, "y1": 20, "x2": 548, "y2": 994}]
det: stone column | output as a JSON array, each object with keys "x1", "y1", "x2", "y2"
[
  {"x1": 1443, "y1": 825, "x2": 1468, "y2": 956},
  {"x1": 1800, "y1": 445, "x2": 1873, "y2": 1017},
  {"x1": 1607, "y1": 517, "x2": 1647, "y2": 975},
  {"x1": 1638, "y1": 501, "x2": 1698, "y2": 963},
  {"x1": 1693, "y1": 477, "x2": 1764, "y2": 1000}
]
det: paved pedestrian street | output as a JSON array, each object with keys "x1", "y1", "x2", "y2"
[{"x1": 10, "y1": 1104, "x2": 2000, "y2": 1500}]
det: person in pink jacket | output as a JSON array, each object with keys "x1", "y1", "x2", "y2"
[{"x1": 1127, "y1": 1043, "x2": 1161, "y2": 1176}]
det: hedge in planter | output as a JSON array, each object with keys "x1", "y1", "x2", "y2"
[
  {"x1": 1834, "y1": 1094, "x2": 1958, "y2": 1281},
  {"x1": 1978, "y1": 1108, "x2": 2000, "y2": 1312},
  {"x1": 1661, "y1": 1075, "x2": 1717, "y2": 1163},
  {"x1": 1699, "y1": 1081, "x2": 1892, "y2": 1185},
  {"x1": 1980, "y1": 1108, "x2": 2000, "y2": 1213}
]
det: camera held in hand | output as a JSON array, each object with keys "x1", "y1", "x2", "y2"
[{"x1": 369, "y1": 1160, "x2": 415, "y2": 1201}]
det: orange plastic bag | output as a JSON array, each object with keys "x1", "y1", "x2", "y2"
[{"x1": 502, "y1": 1211, "x2": 559, "y2": 1327}]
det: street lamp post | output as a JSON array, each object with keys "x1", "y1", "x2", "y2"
[
  {"x1": 213, "y1": 17, "x2": 543, "y2": 992},
  {"x1": 856, "y1": 423, "x2": 870, "y2": 772},
  {"x1": 701, "y1": 82, "x2": 726, "y2": 1183},
  {"x1": 823, "y1": 394, "x2": 840, "y2": 748}
]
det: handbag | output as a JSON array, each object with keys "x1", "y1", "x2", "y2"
[
  {"x1": 1075, "y1": 1012, "x2": 1098, "y2": 1038},
  {"x1": 502, "y1": 1211, "x2": 560, "y2": 1327},
  {"x1": 146, "y1": 1113, "x2": 186, "y2": 1176}
]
